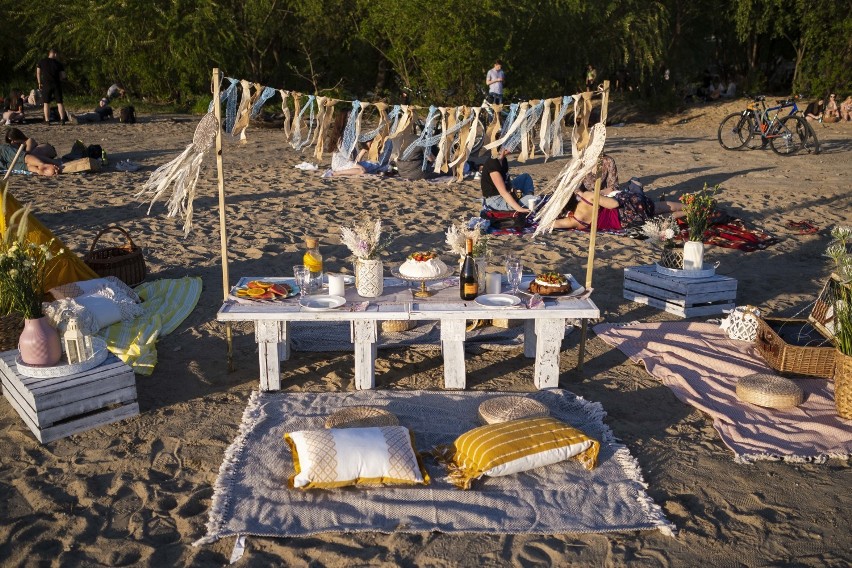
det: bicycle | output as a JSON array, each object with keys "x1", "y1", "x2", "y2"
[{"x1": 717, "y1": 95, "x2": 820, "y2": 156}]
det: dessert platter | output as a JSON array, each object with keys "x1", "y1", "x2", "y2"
[
  {"x1": 229, "y1": 279, "x2": 299, "y2": 303},
  {"x1": 392, "y1": 251, "x2": 453, "y2": 298},
  {"x1": 524, "y1": 272, "x2": 586, "y2": 298}
]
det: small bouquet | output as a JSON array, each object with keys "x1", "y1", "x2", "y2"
[
  {"x1": 446, "y1": 218, "x2": 489, "y2": 258},
  {"x1": 680, "y1": 183, "x2": 718, "y2": 242},
  {"x1": 340, "y1": 218, "x2": 393, "y2": 260},
  {"x1": 640, "y1": 215, "x2": 679, "y2": 249}
]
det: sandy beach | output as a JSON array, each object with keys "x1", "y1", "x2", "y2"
[{"x1": 1, "y1": 100, "x2": 851, "y2": 566}]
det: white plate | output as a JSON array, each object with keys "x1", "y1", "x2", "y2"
[
  {"x1": 299, "y1": 295, "x2": 346, "y2": 311},
  {"x1": 475, "y1": 294, "x2": 522, "y2": 308}
]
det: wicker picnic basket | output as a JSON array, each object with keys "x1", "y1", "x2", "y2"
[
  {"x1": 755, "y1": 317, "x2": 836, "y2": 379},
  {"x1": 834, "y1": 351, "x2": 852, "y2": 420},
  {"x1": 0, "y1": 313, "x2": 24, "y2": 352},
  {"x1": 84, "y1": 225, "x2": 147, "y2": 286}
]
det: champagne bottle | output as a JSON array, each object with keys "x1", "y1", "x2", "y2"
[{"x1": 460, "y1": 238, "x2": 479, "y2": 300}]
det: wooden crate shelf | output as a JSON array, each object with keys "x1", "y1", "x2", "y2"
[
  {"x1": 623, "y1": 265, "x2": 737, "y2": 318},
  {"x1": 0, "y1": 350, "x2": 138, "y2": 443}
]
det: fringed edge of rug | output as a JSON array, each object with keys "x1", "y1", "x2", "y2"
[
  {"x1": 193, "y1": 390, "x2": 264, "y2": 546},
  {"x1": 734, "y1": 451, "x2": 850, "y2": 465},
  {"x1": 560, "y1": 392, "x2": 677, "y2": 538}
]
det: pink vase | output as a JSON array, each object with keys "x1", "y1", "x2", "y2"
[{"x1": 18, "y1": 317, "x2": 62, "y2": 366}]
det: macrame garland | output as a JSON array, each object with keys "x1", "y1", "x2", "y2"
[
  {"x1": 137, "y1": 112, "x2": 219, "y2": 236},
  {"x1": 514, "y1": 100, "x2": 545, "y2": 162},
  {"x1": 533, "y1": 122, "x2": 607, "y2": 236},
  {"x1": 386, "y1": 105, "x2": 414, "y2": 163},
  {"x1": 499, "y1": 103, "x2": 518, "y2": 139},
  {"x1": 297, "y1": 95, "x2": 316, "y2": 150},
  {"x1": 450, "y1": 107, "x2": 478, "y2": 180},
  {"x1": 290, "y1": 93, "x2": 304, "y2": 149},
  {"x1": 485, "y1": 102, "x2": 529, "y2": 153},
  {"x1": 279, "y1": 90, "x2": 293, "y2": 139},
  {"x1": 572, "y1": 92, "x2": 593, "y2": 155},
  {"x1": 340, "y1": 101, "x2": 363, "y2": 159},
  {"x1": 432, "y1": 107, "x2": 451, "y2": 174},
  {"x1": 209, "y1": 77, "x2": 238, "y2": 134},
  {"x1": 359, "y1": 102, "x2": 390, "y2": 162},
  {"x1": 538, "y1": 98, "x2": 554, "y2": 160},
  {"x1": 312, "y1": 97, "x2": 339, "y2": 160},
  {"x1": 251, "y1": 86, "x2": 277, "y2": 118},
  {"x1": 548, "y1": 96, "x2": 572, "y2": 158},
  {"x1": 481, "y1": 103, "x2": 504, "y2": 157},
  {"x1": 231, "y1": 80, "x2": 253, "y2": 141}
]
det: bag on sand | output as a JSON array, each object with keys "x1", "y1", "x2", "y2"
[
  {"x1": 119, "y1": 106, "x2": 136, "y2": 124},
  {"x1": 482, "y1": 209, "x2": 529, "y2": 230}
]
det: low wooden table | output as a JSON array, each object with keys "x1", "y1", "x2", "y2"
[
  {"x1": 218, "y1": 276, "x2": 599, "y2": 391},
  {"x1": 0, "y1": 350, "x2": 138, "y2": 443}
]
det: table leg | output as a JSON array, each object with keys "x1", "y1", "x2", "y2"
[
  {"x1": 255, "y1": 321, "x2": 287, "y2": 391},
  {"x1": 523, "y1": 319, "x2": 536, "y2": 358},
  {"x1": 533, "y1": 318, "x2": 564, "y2": 390},
  {"x1": 351, "y1": 320, "x2": 377, "y2": 390},
  {"x1": 441, "y1": 319, "x2": 467, "y2": 389}
]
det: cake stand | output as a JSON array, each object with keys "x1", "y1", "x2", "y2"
[{"x1": 391, "y1": 267, "x2": 455, "y2": 298}]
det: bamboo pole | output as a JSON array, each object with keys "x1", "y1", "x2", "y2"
[
  {"x1": 212, "y1": 68, "x2": 234, "y2": 371},
  {"x1": 578, "y1": 80, "x2": 610, "y2": 371}
]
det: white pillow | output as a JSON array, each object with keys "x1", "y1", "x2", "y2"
[
  {"x1": 43, "y1": 289, "x2": 144, "y2": 334},
  {"x1": 50, "y1": 276, "x2": 141, "y2": 303},
  {"x1": 284, "y1": 426, "x2": 429, "y2": 489}
]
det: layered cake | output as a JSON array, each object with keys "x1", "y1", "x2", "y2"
[
  {"x1": 528, "y1": 271, "x2": 572, "y2": 296},
  {"x1": 399, "y1": 251, "x2": 449, "y2": 278}
]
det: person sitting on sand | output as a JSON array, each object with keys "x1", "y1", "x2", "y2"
[
  {"x1": 394, "y1": 120, "x2": 442, "y2": 181},
  {"x1": 841, "y1": 96, "x2": 852, "y2": 122},
  {"x1": 5, "y1": 127, "x2": 58, "y2": 162},
  {"x1": 323, "y1": 109, "x2": 390, "y2": 178},
  {"x1": 0, "y1": 135, "x2": 61, "y2": 176},
  {"x1": 74, "y1": 98, "x2": 114, "y2": 124},
  {"x1": 3, "y1": 89, "x2": 26, "y2": 125},
  {"x1": 480, "y1": 145, "x2": 535, "y2": 212},
  {"x1": 804, "y1": 99, "x2": 825, "y2": 122},
  {"x1": 552, "y1": 154, "x2": 684, "y2": 231},
  {"x1": 823, "y1": 94, "x2": 840, "y2": 123}
]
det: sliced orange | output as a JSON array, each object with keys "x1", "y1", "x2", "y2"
[
  {"x1": 245, "y1": 288, "x2": 266, "y2": 297},
  {"x1": 268, "y1": 284, "x2": 290, "y2": 296},
  {"x1": 255, "y1": 281, "x2": 274, "y2": 288}
]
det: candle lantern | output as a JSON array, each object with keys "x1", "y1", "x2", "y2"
[{"x1": 63, "y1": 318, "x2": 94, "y2": 364}]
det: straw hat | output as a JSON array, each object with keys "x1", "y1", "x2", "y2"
[
  {"x1": 736, "y1": 373, "x2": 804, "y2": 409},
  {"x1": 324, "y1": 406, "x2": 400, "y2": 429},
  {"x1": 478, "y1": 396, "x2": 550, "y2": 425}
]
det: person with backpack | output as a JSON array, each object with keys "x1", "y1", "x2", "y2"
[{"x1": 36, "y1": 48, "x2": 69, "y2": 125}]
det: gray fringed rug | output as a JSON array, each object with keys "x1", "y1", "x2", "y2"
[{"x1": 195, "y1": 389, "x2": 674, "y2": 546}]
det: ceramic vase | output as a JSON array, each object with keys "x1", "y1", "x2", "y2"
[
  {"x1": 659, "y1": 247, "x2": 684, "y2": 269},
  {"x1": 683, "y1": 241, "x2": 705, "y2": 270},
  {"x1": 18, "y1": 316, "x2": 62, "y2": 366},
  {"x1": 356, "y1": 259, "x2": 384, "y2": 298}
]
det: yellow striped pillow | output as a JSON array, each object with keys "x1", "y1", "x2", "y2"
[{"x1": 435, "y1": 417, "x2": 600, "y2": 490}]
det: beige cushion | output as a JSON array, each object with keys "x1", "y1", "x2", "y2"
[{"x1": 284, "y1": 426, "x2": 429, "y2": 489}]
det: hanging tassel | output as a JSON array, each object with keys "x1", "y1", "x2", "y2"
[
  {"x1": 549, "y1": 96, "x2": 572, "y2": 159},
  {"x1": 137, "y1": 112, "x2": 219, "y2": 235},
  {"x1": 313, "y1": 97, "x2": 339, "y2": 160},
  {"x1": 538, "y1": 98, "x2": 554, "y2": 159},
  {"x1": 297, "y1": 95, "x2": 316, "y2": 150},
  {"x1": 572, "y1": 91, "x2": 593, "y2": 155},
  {"x1": 484, "y1": 101, "x2": 528, "y2": 152},
  {"x1": 481, "y1": 102, "x2": 503, "y2": 156},
  {"x1": 289, "y1": 93, "x2": 304, "y2": 149},
  {"x1": 432, "y1": 107, "x2": 451, "y2": 174},
  {"x1": 231, "y1": 80, "x2": 253, "y2": 142},
  {"x1": 386, "y1": 105, "x2": 414, "y2": 163},
  {"x1": 279, "y1": 90, "x2": 292, "y2": 139}
]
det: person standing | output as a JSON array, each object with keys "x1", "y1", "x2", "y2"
[
  {"x1": 585, "y1": 64, "x2": 597, "y2": 91},
  {"x1": 36, "y1": 48, "x2": 68, "y2": 125},
  {"x1": 486, "y1": 59, "x2": 505, "y2": 104}
]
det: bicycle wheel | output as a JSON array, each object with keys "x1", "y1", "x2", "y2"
[
  {"x1": 717, "y1": 112, "x2": 753, "y2": 150},
  {"x1": 800, "y1": 118, "x2": 821, "y2": 154},
  {"x1": 769, "y1": 116, "x2": 805, "y2": 156},
  {"x1": 470, "y1": 113, "x2": 489, "y2": 154}
]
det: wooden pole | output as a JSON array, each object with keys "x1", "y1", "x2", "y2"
[
  {"x1": 212, "y1": 68, "x2": 234, "y2": 371},
  {"x1": 578, "y1": 80, "x2": 610, "y2": 370}
]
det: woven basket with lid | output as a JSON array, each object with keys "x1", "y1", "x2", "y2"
[
  {"x1": 324, "y1": 406, "x2": 400, "y2": 429},
  {"x1": 736, "y1": 373, "x2": 804, "y2": 409}
]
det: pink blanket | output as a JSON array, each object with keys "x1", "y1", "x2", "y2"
[{"x1": 594, "y1": 322, "x2": 852, "y2": 463}]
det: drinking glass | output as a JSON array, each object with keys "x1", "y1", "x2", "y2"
[
  {"x1": 505, "y1": 257, "x2": 523, "y2": 296},
  {"x1": 293, "y1": 265, "x2": 310, "y2": 300}
]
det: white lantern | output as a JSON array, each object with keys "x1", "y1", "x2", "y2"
[{"x1": 63, "y1": 318, "x2": 94, "y2": 364}]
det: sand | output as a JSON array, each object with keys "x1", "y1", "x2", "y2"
[{"x1": 1, "y1": 101, "x2": 850, "y2": 566}]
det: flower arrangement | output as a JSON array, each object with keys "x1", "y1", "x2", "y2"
[
  {"x1": 340, "y1": 218, "x2": 393, "y2": 260},
  {"x1": 640, "y1": 215, "x2": 678, "y2": 249},
  {"x1": 679, "y1": 183, "x2": 718, "y2": 242},
  {"x1": 825, "y1": 226, "x2": 852, "y2": 356},
  {"x1": 0, "y1": 194, "x2": 60, "y2": 320},
  {"x1": 446, "y1": 218, "x2": 489, "y2": 258}
]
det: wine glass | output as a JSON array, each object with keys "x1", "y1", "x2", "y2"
[
  {"x1": 505, "y1": 257, "x2": 523, "y2": 296},
  {"x1": 293, "y1": 265, "x2": 310, "y2": 300}
]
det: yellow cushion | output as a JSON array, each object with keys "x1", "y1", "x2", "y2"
[
  {"x1": 284, "y1": 426, "x2": 430, "y2": 489},
  {"x1": 434, "y1": 416, "x2": 600, "y2": 489}
]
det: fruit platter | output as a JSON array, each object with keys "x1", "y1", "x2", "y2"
[{"x1": 230, "y1": 279, "x2": 298, "y2": 303}]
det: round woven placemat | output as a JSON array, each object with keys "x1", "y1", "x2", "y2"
[
  {"x1": 736, "y1": 373, "x2": 804, "y2": 409},
  {"x1": 478, "y1": 396, "x2": 550, "y2": 425},
  {"x1": 381, "y1": 320, "x2": 415, "y2": 333},
  {"x1": 324, "y1": 406, "x2": 400, "y2": 429}
]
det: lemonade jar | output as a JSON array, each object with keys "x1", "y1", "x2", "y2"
[{"x1": 303, "y1": 237, "x2": 323, "y2": 293}]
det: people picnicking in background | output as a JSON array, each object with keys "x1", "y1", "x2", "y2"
[
  {"x1": 3, "y1": 90, "x2": 26, "y2": 125},
  {"x1": 480, "y1": 146, "x2": 536, "y2": 212},
  {"x1": 393, "y1": 121, "x2": 442, "y2": 181},
  {"x1": 1, "y1": 127, "x2": 61, "y2": 175},
  {"x1": 804, "y1": 99, "x2": 826, "y2": 122},
  {"x1": 841, "y1": 96, "x2": 852, "y2": 122},
  {"x1": 36, "y1": 48, "x2": 69, "y2": 125},
  {"x1": 323, "y1": 109, "x2": 391, "y2": 178},
  {"x1": 823, "y1": 94, "x2": 840, "y2": 123},
  {"x1": 552, "y1": 155, "x2": 684, "y2": 231},
  {"x1": 73, "y1": 98, "x2": 114, "y2": 124}
]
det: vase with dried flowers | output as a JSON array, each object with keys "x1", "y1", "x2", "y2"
[
  {"x1": 640, "y1": 215, "x2": 681, "y2": 268},
  {"x1": 446, "y1": 218, "x2": 489, "y2": 282},
  {"x1": 825, "y1": 226, "x2": 852, "y2": 418},
  {"x1": 340, "y1": 218, "x2": 394, "y2": 297},
  {"x1": 0, "y1": 190, "x2": 63, "y2": 365},
  {"x1": 679, "y1": 184, "x2": 718, "y2": 270}
]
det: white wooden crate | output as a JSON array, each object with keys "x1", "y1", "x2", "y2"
[
  {"x1": 623, "y1": 264, "x2": 737, "y2": 318},
  {"x1": 0, "y1": 350, "x2": 138, "y2": 443}
]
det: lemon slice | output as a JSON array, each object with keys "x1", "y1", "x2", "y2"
[
  {"x1": 246, "y1": 288, "x2": 266, "y2": 297},
  {"x1": 303, "y1": 253, "x2": 322, "y2": 272},
  {"x1": 236, "y1": 288, "x2": 251, "y2": 297}
]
